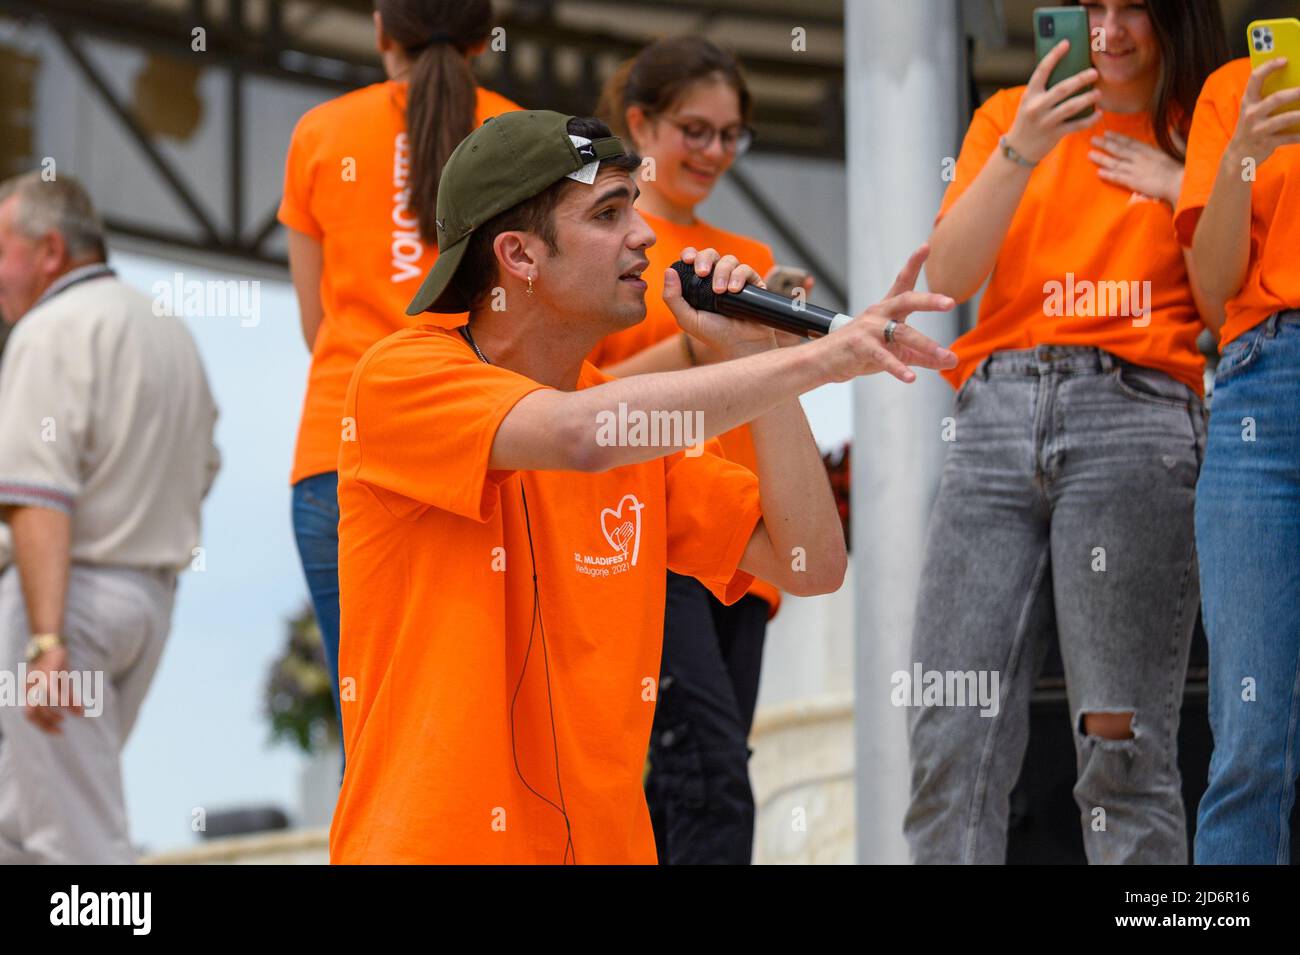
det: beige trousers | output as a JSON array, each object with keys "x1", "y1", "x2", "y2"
[{"x1": 0, "y1": 563, "x2": 175, "y2": 863}]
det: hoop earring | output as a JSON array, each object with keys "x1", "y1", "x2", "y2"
[{"x1": 527, "y1": 273, "x2": 535, "y2": 295}]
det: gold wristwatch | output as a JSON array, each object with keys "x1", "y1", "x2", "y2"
[{"x1": 25, "y1": 632, "x2": 64, "y2": 663}]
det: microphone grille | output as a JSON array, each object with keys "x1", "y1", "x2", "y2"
[{"x1": 670, "y1": 260, "x2": 718, "y2": 312}]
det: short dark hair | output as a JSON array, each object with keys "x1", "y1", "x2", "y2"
[{"x1": 454, "y1": 116, "x2": 641, "y2": 310}]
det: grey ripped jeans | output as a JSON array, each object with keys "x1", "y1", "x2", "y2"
[{"x1": 904, "y1": 345, "x2": 1205, "y2": 864}]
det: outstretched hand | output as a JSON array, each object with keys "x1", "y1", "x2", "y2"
[{"x1": 818, "y1": 244, "x2": 958, "y2": 384}]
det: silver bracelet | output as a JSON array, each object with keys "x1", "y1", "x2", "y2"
[{"x1": 999, "y1": 136, "x2": 1038, "y2": 169}]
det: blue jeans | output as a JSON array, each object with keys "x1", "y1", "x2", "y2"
[
  {"x1": 292, "y1": 471, "x2": 344, "y2": 768},
  {"x1": 1194, "y1": 310, "x2": 1300, "y2": 865}
]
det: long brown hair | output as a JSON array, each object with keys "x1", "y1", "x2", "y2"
[
  {"x1": 1082, "y1": 0, "x2": 1228, "y2": 160},
  {"x1": 596, "y1": 36, "x2": 752, "y2": 146},
  {"x1": 375, "y1": 0, "x2": 494, "y2": 243}
]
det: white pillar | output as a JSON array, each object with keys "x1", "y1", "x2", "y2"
[{"x1": 846, "y1": 0, "x2": 968, "y2": 864}]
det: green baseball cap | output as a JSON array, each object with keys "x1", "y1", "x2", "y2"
[{"x1": 406, "y1": 110, "x2": 630, "y2": 315}]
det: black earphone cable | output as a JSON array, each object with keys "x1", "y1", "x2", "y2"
[
  {"x1": 516, "y1": 484, "x2": 576, "y2": 864},
  {"x1": 461, "y1": 324, "x2": 577, "y2": 864}
]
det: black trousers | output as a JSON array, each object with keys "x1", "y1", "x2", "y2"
[{"x1": 645, "y1": 571, "x2": 770, "y2": 864}]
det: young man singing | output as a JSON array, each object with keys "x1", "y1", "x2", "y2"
[{"x1": 330, "y1": 110, "x2": 956, "y2": 864}]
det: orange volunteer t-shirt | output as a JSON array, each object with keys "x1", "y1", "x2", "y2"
[
  {"x1": 1175, "y1": 58, "x2": 1300, "y2": 348},
  {"x1": 938, "y1": 86, "x2": 1205, "y2": 393},
  {"x1": 278, "y1": 81, "x2": 520, "y2": 484},
  {"x1": 330, "y1": 325, "x2": 764, "y2": 864},
  {"x1": 590, "y1": 209, "x2": 781, "y2": 615}
]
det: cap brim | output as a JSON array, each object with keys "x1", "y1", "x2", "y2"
[{"x1": 405, "y1": 232, "x2": 473, "y2": 316}]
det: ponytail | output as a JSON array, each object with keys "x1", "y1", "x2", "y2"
[
  {"x1": 406, "y1": 42, "x2": 477, "y2": 242},
  {"x1": 375, "y1": 0, "x2": 494, "y2": 243}
]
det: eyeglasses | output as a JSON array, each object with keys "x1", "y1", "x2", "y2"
[{"x1": 658, "y1": 115, "x2": 754, "y2": 156}]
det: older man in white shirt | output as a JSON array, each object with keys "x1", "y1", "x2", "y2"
[
  {"x1": 0, "y1": 323, "x2": 10, "y2": 573},
  {"x1": 0, "y1": 172, "x2": 220, "y2": 863}
]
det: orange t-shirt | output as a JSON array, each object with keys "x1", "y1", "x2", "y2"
[
  {"x1": 938, "y1": 86, "x2": 1205, "y2": 394},
  {"x1": 330, "y1": 325, "x2": 764, "y2": 864},
  {"x1": 278, "y1": 80, "x2": 520, "y2": 484},
  {"x1": 589, "y1": 209, "x2": 781, "y2": 615},
  {"x1": 1175, "y1": 58, "x2": 1300, "y2": 348}
]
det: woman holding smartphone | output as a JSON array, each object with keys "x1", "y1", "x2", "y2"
[
  {"x1": 905, "y1": 0, "x2": 1227, "y2": 864},
  {"x1": 592, "y1": 36, "x2": 811, "y2": 864},
  {"x1": 1177, "y1": 51, "x2": 1300, "y2": 864},
  {"x1": 278, "y1": 0, "x2": 517, "y2": 755}
]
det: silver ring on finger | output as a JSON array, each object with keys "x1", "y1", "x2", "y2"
[{"x1": 883, "y1": 319, "x2": 898, "y2": 345}]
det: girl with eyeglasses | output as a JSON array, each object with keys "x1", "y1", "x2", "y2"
[{"x1": 591, "y1": 35, "x2": 807, "y2": 865}]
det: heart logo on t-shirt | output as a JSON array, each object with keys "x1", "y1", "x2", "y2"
[{"x1": 600, "y1": 494, "x2": 645, "y2": 567}]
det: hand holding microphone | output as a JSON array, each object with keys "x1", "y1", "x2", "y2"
[
  {"x1": 671, "y1": 257, "x2": 853, "y2": 339},
  {"x1": 662, "y1": 244, "x2": 958, "y2": 383},
  {"x1": 662, "y1": 247, "x2": 781, "y2": 359}
]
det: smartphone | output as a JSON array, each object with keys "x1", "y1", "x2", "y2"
[
  {"x1": 1248, "y1": 18, "x2": 1300, "y2": 133},
  {"x1": 766, "y1": 265, "x2": 810, "y2": 298},
  {"x1": 1034, "y1": 6, "x2": 1095, "y2": 120}
]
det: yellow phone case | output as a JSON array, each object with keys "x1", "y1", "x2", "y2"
[{"x1": 1248, "y1": 18, "x2": 1300, "y2": 131}]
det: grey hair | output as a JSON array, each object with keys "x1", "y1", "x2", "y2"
[{"x1": 0, "y1": 171, "x2": 106, "y2": 261}]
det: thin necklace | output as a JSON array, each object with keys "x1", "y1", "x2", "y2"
[{"x1": 460, "y1": 323, "x2": 490, "y2": 365}]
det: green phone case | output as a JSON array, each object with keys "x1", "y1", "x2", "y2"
[{"x1": 1033, "y1": 6, "x2": 1095, "y2": 120}]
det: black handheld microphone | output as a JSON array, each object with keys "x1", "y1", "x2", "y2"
[{"x1": 670, "y1": 260, "x2": 855, "y2": 338}]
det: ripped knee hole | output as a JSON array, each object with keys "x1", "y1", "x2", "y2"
[{"x1": 1079, "y1": 711, "x2": 1135, "y2": 740}]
